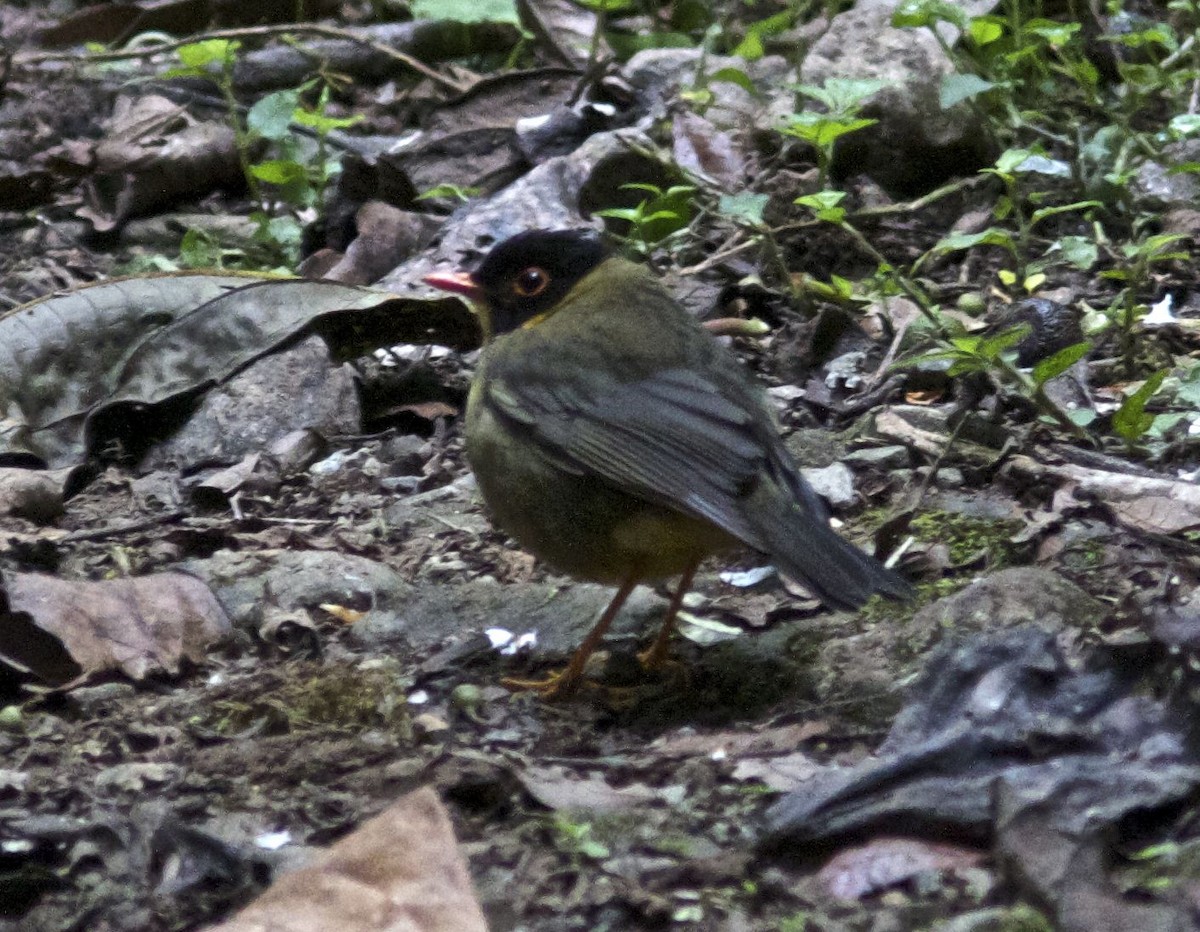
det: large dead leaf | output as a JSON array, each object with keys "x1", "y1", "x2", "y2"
[
  {"x1": 1008, "y1": 454, "x2": 1200, "y2": 535},
  {"x1": 207, "y1": 787, "x2": 487, "y2": 932},
  {"x1": 0, "y1": 570, "x2": 231, "y2": 685},
  {"x1": 0, "y1": 274, "x2": 476, "y2": 468},
  {"x1": 77, "y1": 95, "x2": 243, "y2": 233}
]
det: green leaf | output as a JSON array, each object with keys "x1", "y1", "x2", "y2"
[
  {"x1": 1014, "y1": 154, "x2": 1071, "y2": 177},
  {"x1": 416, "y1": 183, "x2": 481, "y2": 201},
  {"x1": 718, "y1": 192, "x2": 769, "y2": 226},
  {"x1": 1175, "y1": 366, "x2": 1200, "y2": 407},
  {"x1": 293, "y1": 108, "x2": 362, "y2": 132},
  {"x1": 946, "y1": 357, "x2": 988, "y2": 376},
  {"x1": 733, "y1": 10, "x2": 792, "y2": 60},
  {"x1": 1148, "y1": 412, "x2": 1190, "y2": 439},
  {"x1": 1026, "y1": 19, "x2": 1080, "y2": 46},
  {"x1": 1032, "y1": 341, "x2": 1090, "y2": 386},
  {"x1": 1112, "y1": 370, "x2": 1168, "y2": 442},
  {"x1": 794, "y1": 190, "x2": 846, "y2": 222},
  {"x1": 968, "y1": 16, "x2": 1003, "y2": 45},
  {"x1": 781, "y1": 113, "x2": 877, "y2": 147},
  {"x1": 248, "y1": 89, "x2": 303, "y2": 140},
  {"x1": 1028, "y1": 200, "x2": 1103, "y2": 227},
  {"x1": 933, "y1": 229, "x2": 1016, "y2": 254},
  {"x1": 579, "y1": 838, "x2": 610, "y2": 860},
  {"x1": 794, "y1": 77, "x2": 885, "y2": 113},
  {"x1": 411, "y1": 0, "x2": 520, "y2": 24},
  {"x1": 576, "y1": 0, "x2": 633, "y2": 10},
  {"x1": 993, "y1": 147, "x2": 1034, "y2": 174},
  {"x1": 939, "y1": 73, "x2": 995, "y2": 109},
  {"x1": 709, "y1": 67, "x2": 757, "y2": 96},
  {"x1": 891, "y1": 0, "x2": 967, "y2": 29},
  {"x1": 978, "y1": 324, "x2": 1030, "y2": 359},
  {"x1": 250, "y1": 160, "x2": 307, "y2": 185},
  {"x1": 1169, "y1": 114, "x2": 1200, "y2": 138},
  {"x1": 1057, "y1": 236, "x2": 1098, "y2": 270},
  {"x1": 176, "y1": 39, "x2": 238, "y2": 69},
  {"x1": 179, "y1": 228, "x2": 222, "y2": 268}
]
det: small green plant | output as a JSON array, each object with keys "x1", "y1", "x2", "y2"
[
  {"x1": 166, "y1": 41, "x2": 361, "y2": 268},
  {"x1": 415, "y1": 183, "x2": 482, "y2": 203},
  {"x1": 923, "y1": 148, "x2": 1101, "y2": 286},
  {"x1": 550, "y1": 815, "x2": 610, "y2": 863},
  {"x1": 1099, "y1": 233, "x2": 1189, "y2": 376},
  {"x1": 780, "y1": 77, "x2": 884, "y2": 188},
  {"x1": 596, "y1": 182, "x2": 697, "y2": 256},
  {"x1": 1112, "y1": 370, "x2": 1169, "y2": 448}
]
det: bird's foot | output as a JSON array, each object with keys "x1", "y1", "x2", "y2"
[
  {"x1": 637, "y1": 641, "x2": 675, "y2": 671},
  {"x1": 501, "y1": 668, "x2": 586, "y2": 700}
]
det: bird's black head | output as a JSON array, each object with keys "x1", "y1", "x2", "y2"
[{"x1": 471, "y1": 229, "x2": 609, "y2": 337}]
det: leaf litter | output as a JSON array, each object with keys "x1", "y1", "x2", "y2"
[{"x1": 2, "y1": 1, "x2": 1200, "y2": 930}]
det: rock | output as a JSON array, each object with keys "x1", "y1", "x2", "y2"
[
  {"x1": 795, "y1": 0, "x2": 999, "y2": 195},
  {"x1": 814, "y1": 567, "x2": 1104, "y2": 708},
  {"x1": 1130, "y1": 139, "x2": 1200, "y2": 210},
  {"x1": 801, "y1": 462, "x2": 858, "y2": 509},
  {"x1": 622, "y1": 48, "x2": 793, "y2": 132},
  {"x1": 182, "y1": 549, "x2": 412, "y2": 633},
  {"x1": 140, "y1": 336, "x2": 360, "y2": 472}
]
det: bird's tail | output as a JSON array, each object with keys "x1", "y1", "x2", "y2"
[{"x1": 748, "y1": 483, "x2": 913, "y2": 610}]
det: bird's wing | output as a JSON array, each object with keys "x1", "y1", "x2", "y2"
[
  {"x1": 481, "y1": 360, "x2": 913, "y2": 608},
  {"x1": 482, "y1": 364, "x2": 783, "y2": 547}
]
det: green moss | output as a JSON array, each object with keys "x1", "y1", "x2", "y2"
[
  {"x1": 199, "y1": 660, "x2": 411, "y2": 737},
  {"x1": 908, "y1": 510, "x2": 1023, "y2": 567}
]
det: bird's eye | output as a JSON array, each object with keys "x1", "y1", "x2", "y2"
[{"x1": 513, "y1": 266, "x2": 549, "y2": 297}]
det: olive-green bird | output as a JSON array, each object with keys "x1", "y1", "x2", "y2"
[{"x1": 425, "y1": 229, "x2": 911, "y2": 698}]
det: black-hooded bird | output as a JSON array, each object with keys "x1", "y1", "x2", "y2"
[{"x1": 424, "y1": 229, "x2": 910, "y2": 697}]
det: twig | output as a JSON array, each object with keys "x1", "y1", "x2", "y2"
[
  {"x1": 15, "y1": 22, "x2": 470, "y2": 94},
  {"x1": 61, "y1": 511, "x2": 185, "y2": 543}
]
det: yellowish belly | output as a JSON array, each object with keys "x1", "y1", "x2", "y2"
[{"x1": 466, "y1": 399, "x2": 734, "y2": 583}]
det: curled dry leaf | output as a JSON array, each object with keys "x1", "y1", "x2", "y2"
[
  {"x1": 818, "y1": 837, "x2": 986, "y2": 901},
  {"x1": 518, "y1": 765, "x2": 661, "y2": 813},
  {"x1": 0, "y1": 570, "x2": 231, "y2": 685},
  {"x1": 207, "y1": 787, "x2": 487, "y2": 932}
]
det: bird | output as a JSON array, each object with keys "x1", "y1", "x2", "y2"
[{"x1": 424, "y1": 229, "x2": 912, "y2": 698}]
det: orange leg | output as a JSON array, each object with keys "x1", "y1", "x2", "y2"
[
  {"x1": 502, "y1": 575, "x2": 640, "y2": 700},
  {"x1": 638, "y1": 559, "x2": 700, "y2": 671}
]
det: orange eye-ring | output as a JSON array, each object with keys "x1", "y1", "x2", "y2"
[{"x1": 513, "y1": 266, "x2": 549, "y2": 297}]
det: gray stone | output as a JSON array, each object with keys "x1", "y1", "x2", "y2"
[
  {"x1": 141, "y1": 336, "x2": 359, "y2": 472},
  {"x1": 800, "y1": 462, "x2": 857, "y2": 509},
  {"x1": 794, "y1": 0, "x2": 1000, "y2": 195}
]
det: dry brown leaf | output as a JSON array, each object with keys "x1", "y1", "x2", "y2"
[
  {"x1": 651, "y1": 722, "x2": 829, "y2": 760},
  {"x1": 818, "y1": 836, "x2": 986, "y2": 900},
  {"x1": 0, "y1": 570, "x2": 231, "y2": 684},
  {"x1": 730, "y1": 752, "x2": 822, "y2": 792},
  {"x1": 1008, "y1": 454, "x2": 1200, "y2": 534},
  {"x1": 518, "y1": 765, "x2": 660, "y2": 813},
  {"x1": 206, "y1": 787, "x2": 487, "y2": 932}
]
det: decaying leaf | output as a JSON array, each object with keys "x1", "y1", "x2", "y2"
[
  {"x1": 207, "y1": 787, "x2": 487, "y2": 932},
  {"x1": 0, "y1": 570, "x2": 231, "y2": 685},
  {"x1": 518, "y1": 765, "x2": 660, "y2": 813},
  {"x1": 818, "y1": 837, "x2": 985, "y2": 900},
  {"x1": 0, "y1": 274, "x2": 476, "y2": 468},
  {"x1": 1008, "y1": 454, "x2": 1200, "y2": 535}
]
